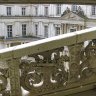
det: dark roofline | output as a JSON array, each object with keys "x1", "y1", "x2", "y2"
[{"x1": 0, "y1": 0, "x2": 95, "y2": 5}]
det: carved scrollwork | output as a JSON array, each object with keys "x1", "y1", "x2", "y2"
[
  {"x1": 19, "y1": 41, "x2": 96, "y2": 95},
  {"x1": 81, "y1": 67, "x2": 93, "y2": 79},
  {"x1": 21, "y1": 69, "x2": 43, "y2": 91},
  {"x1": 0, "y1": 62, "x2": 9, "y2": 95},
  {"x1": 79, "y1": 40, "x2": 96, "y2": 79},
  {"x1": 20, "y1": 47, "x2": 69, "y2": 94},
  {"x1": 69, "y1": 63, "x2": 80, "y2": 82},
  {"x1": 0, "y1": 75, "x2": 7, "y2": 91},
  {"x1": 51, "y1": 66, "x2": 68, "y2": 85}
]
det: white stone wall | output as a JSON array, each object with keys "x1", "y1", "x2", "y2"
[
  {"x1": 0, "y1": 4, "x2": 94, "y2": 17},
  {"x1": 0, "y1": 4, "x2": 96, "y2": 49}
]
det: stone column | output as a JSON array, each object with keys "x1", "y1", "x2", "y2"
[
  {"x1": 62, "y1": 24, "x2": 65, "y2": 34},
  {"x1": 77, "y1": 24, "x2": 80, "y2": 31},
  {"x1": 60, "y1": 24, "x2": 64, "y2": 34},
  {"x1": 64, "y1": 23, "x2": 67, "y2": 34}
]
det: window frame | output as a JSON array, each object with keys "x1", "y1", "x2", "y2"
[
  {"x1": 70, "y1": 28, "x2": 77, "y2": 32},
  {"x1": 91, "y1": 5, "x2": 96, "y2": 15},
  {"x1": 71, "y1": 5, "x2": 78, "y2": 12},
  {"x1": 55, "y1": 27, "x2": 60, "y2": 35},
  {"x1": 56, "y1": 4, "x2": 61, "y2": 15},
  {"x1": 44, "y1": 6, "x2": 48, "y2": 16},
  {"x1": 22, "y1": 24, "x2": 26, "y2": 37},
  {"x1": 7, "y1": 25, "x2": 13, "y2": 37},
  {"x1": 35, "y1": 24, "x2": 38, "y2": 35},
  {"x1": 35, "y1": 6, "x2": 38, "y2": 16},
  {"x1": 22, "y1": 7, "x2": 26, "y2": 16},
  {"x1": 44, "y1": 25, "x2": 48, "y2": 37},
  {"x1": 7, "y1": 7, "x2": 12, "y2": 16}
]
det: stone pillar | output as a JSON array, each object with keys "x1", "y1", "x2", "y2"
[
  {"x1": 77, "y1": 25, "x2": 84, "y2": 31},
  {"x1": 57, "y1": 24, "x2": 68, "y2": 34},
  {"x1": 8, "y1": 58, "x2": 22, "y2": 96},
  {"x1": 63, "y1": 24, "x2": 65, "y2": 34},
  {"x1": 64, "y1": 23, "x2": 67, "y2": 34},
  {"x1": 77, "y1": 24, "x2": 80, "y2": 31},
  {"x1": 60, "y1": 24, "x2": 63, "y2": 34}
]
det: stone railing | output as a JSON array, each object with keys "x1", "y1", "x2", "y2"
[{"x1": 0, "y1": 27, "x2": 96, "y2": 96}]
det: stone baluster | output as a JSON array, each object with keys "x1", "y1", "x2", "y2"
[{"x1": 7, "y1": 58, "x2": 22, "y2": 96}]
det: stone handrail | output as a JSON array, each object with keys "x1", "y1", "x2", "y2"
[
  {"x1": 0, "y1": 27, "x2": 96, "y2": 60},
  {"x1": 0, "y1": 27, "x2": 96, "y2": 96}
]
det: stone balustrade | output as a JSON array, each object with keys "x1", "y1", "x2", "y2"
[{"x1": 0, "y1": 27, "x2": 96, "y2": 96}]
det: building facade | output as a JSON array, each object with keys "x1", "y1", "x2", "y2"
[{"x1": 0, "y1": 4, "x2": 96, "y2": 49}]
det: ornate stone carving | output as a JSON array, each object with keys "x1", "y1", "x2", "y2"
[
  {"x1": 19, "y1": 40, "x2": 96, "y2": 95},
  {"x1": 0, "y1": 61, "x2": 9, "y2": 96}
]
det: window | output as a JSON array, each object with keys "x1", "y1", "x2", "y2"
[
  {"x1": 22, "y1": 7, "x2": 26, "y2": 16},
  {"x1": 35, "y1": 24, "x2": 38, "y2": 35},
  {"x1": 56, "y1": 4, "x2": 61, "y2": 15},
  {"x1": 7, "y1": 25, "x2": 12, "y2": 37},
  {"x1": 35, "y1": 7, "x2": 38, "y2": 16},
  {"x1": 44, "y1": 25, "x2": 48, "y2": 37},
  {"x1": 70, "y1": 28, "x2": 76, "y2": 32},
  {"x1": 44, "y1": 7, "x2": 48, "y2": 16},
  {"x1": 22, "y1": 24, "x2": 26, "y2": 36},
  {"x1": 80, "y1": 26, "x2": 83, "y2": 30},
  {"x1": 92, "y1": 5, "x2": 96, "y2": 15},
  {"x1": 7, "y1": 7, "x2": 11, "y2": 16},
  {"x1": 55, "y1": 27, "x2": 60, "y2": 35},
  {"x1": 71, "y1": 5, "x2": 77, "y2": 12}
]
